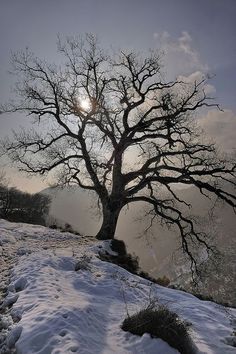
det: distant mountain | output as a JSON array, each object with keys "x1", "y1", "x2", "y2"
[{"x1": 41, "y1": 184, "x2": 236, "y2": 306}]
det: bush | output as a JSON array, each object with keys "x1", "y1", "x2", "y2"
[
  {"x1": 64, "y1": 223, "x2": 73, "y2": 232},
  {"x1": 99, "y1": 239, "x2": 140, "y2": 274},
  {"x1": 99, "y1": 252, "x2": 139, "y2": 274},
  {"x1": 101, "y1": 239, "x2": 171, "y2": 286},
  {"x1": 121, "y1": 305, "x2": 195, "y2": 354},
  {"x1": 49, "y1": 224, "x2": 58, "y2": 229},
  {"x1": 110, "y1": 239, "x2": 127, "y2": 256},
  {"x1": 138, "y1": 272, "x2": 170, "y2": 287},
  {"x1": 155, "y1": 275, "x2": 170, "y2": 287},
  {"x1": 49, "y1": 222, "x2": 81, "y2": 236},
  {"x1": 75, "y1": 255, "x2": 91, "y2": 271}
]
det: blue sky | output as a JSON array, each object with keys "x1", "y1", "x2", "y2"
[{"x1": 0, "y1": 0, "x2": 235, "y2": 191}]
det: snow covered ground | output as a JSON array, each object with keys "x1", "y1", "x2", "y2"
[{"x1": 0, "y1": 219, "x2": 236, "y2": 353}]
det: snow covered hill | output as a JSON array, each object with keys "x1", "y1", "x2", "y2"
[
  {"x1": 0, "y1": 219, "x2": 236, "y2": 353},
  {"x1": 44, "y1": 185, "x2": 236, "y2": 307}
]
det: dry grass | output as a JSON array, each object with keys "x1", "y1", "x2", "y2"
[{"x1": 121, "y1": 305, "x2": 196, "y2": 354}]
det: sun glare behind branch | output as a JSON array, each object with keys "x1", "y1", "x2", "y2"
[{"x1": 80, "y1": 99, "x2": 91, "y2": 111}]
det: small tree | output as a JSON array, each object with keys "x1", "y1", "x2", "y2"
[
  {"x1": 0, "y1": 170, "x2": 10, "y2": 217},
  {"x1": 0, "y1": 170, "x2": 7, "y2": 186},
  {"x1": 1, "y1": 35, "x2": 235, "y2": 270},
  {"x1": 0, "y1": 182, "x2": 50, "y2": 225}
]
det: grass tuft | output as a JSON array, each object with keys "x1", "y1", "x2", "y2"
[{"x1": 121, "y1": 305, "x2": 195, "y2": 354}]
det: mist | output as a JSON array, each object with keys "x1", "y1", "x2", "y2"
[{"x1": 46, "y1": 184, "x2": 236, "y2": 279}]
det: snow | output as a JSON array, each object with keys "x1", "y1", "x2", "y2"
[{"x1": 0, "y1": 219, "x2": 236, "y2": 354}]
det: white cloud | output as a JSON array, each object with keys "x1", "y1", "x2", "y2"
[
  {"x1": 153, "y1": 32, "x2": 235, "y2": 154},
  {"x1": 177, "y1": 71, "x2": 216, "y2": 95},
  {"x1": 198, "y1": 109, "x2": 236, "y2": 152},
  {"x1": 153, "y1": 31, "x2": 208, "y2": 79},
  {"x1": 178, "y1": 31, "x2": 195, "y2": 58}
]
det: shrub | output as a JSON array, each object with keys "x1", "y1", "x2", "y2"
[
  {"x1": 110, "y1": 240, "x2": 170, "y2": 286},
  {"x1": 64, "y1": 223, "x2": 73, "y2": 232},
  {"x1": 138, "y1": 271, "x2": 157, "y2": 282},
  {"x1": 99, "y1": 252, "x2": 139, "y2": 274},
  {"x1": 121, "y1": 305, "x2": 195, "y2": 354},
  {"x1": 99, "y1": 239, "x2": 140, "y2": 274},
  {"x1": 75, "y1": 255, "x2": 91, "y2": 271},
  {"x1": 155, "y1": 275, "x2": 171, "y2": 287},
  {"x1": 138, "y1": 272, "x2": 170, "y2": 287},
  {"x1": 49, "y1": 222, "x2": 81, "y2": 236},
  {"x1": 49, "y1": 224, "x2": 58, "y2": 229},
  {"x1": 101, "y1": 239, "x2": 171, "y2": 286},
  {"x1": 110, "y1": 239, "x2": 127, "y2": 256}
]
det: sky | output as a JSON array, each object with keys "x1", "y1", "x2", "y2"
[{"x1": 0, "y1": 0, "x2": 236, "y2": 192}]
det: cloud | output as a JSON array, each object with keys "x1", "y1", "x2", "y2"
[
  {"x1": 153, "y1": 31, "x2": 208, "y2": 79},
  {"x1": 177, "y1": 71, "x2": 216, "y2": 95},
  {"x1": 178, "y1": 31, "x2": 196, "y2": 60},
  {"x1": 198, "y1": 109, "x2": 236, "y2": 152},
  {"x1": 153, "y1": 32, "x2": 236, "y2": 154}
]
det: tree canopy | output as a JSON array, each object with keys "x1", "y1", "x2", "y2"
[{"x1": 1, "y1": 34, "x2": 235, "y2": 271}]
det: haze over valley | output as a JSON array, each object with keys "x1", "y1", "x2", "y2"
[{"x1": 46, "y1": 183, "x2": 236, "y2": 306}]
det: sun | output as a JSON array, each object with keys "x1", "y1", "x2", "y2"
[{"x1": 80, "y1": 99, "x2": 91, "y2": 111}]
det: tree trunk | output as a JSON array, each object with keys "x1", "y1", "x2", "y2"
[{"x1": 96, "y1": 204, "x2": 121, "y2": 240}]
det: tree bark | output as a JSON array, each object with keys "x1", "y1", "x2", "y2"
[{"x1": 96, "y1": 203, "x2": 121, "y2": 240}]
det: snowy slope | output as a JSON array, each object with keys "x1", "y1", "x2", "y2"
[
  {"x1": 45, "y1": 185, "x2": 236, "y2": 307},
  {"x1": 0, "y1": 219, "x2": 236, "y2": 354}
]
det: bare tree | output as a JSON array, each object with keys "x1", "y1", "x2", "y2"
[
  {"x1": 0, "y1": 170, "x2": 10, "y2": 217},
  {"x1": 0, "y1": 169, "x2": 50, "y2": 224},
  {"x1": 1, "y1": 35, "x2": 235, "y2": 269},
  {"x1": 0, "y1": 170, "x2": 7, "y2": 186}
]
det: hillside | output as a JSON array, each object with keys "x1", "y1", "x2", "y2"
[
  {"x1": 0, "y1": 219, "x2": 236, "y2": 353},
  {"x1": 44, "y1": 185, "x2": 236, "y2": 306}
]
